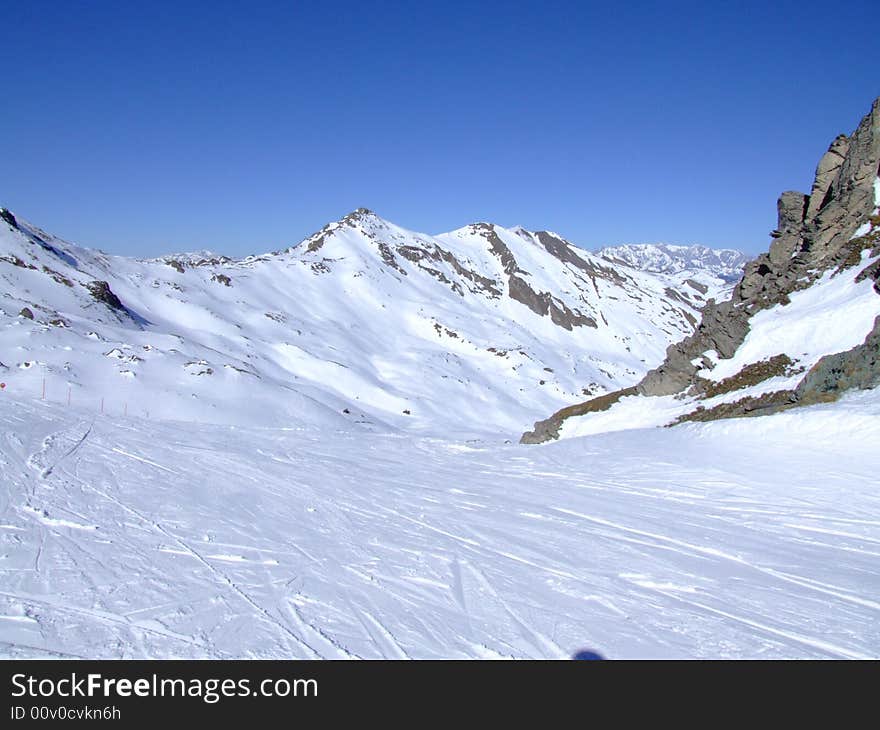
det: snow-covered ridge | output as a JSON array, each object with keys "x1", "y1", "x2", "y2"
[{"x1": 0, "y1": 207, "x2": 713, "y2": 436}]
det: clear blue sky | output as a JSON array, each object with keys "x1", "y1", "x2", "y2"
[{"x1": 1, "y1": 0, "x2": 876, "y2": 256}]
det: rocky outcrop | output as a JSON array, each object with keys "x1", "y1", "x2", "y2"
[
  {"x1": 795, "y1": 316, "x2": 880, "y2": 401},
  {"x1": 508, "y1": 275, "x2": 597, "y2": 330},
  {"x1": 672, "y1": 390, "x2": 799, "y2": 424},
  {"x1": 0, "y1": 207, "x2": 18, "y2": 230},
  {"x1": 650, "y1": 98, "x2": 878, "y2": 396},
  {"x1": 805, "y1": 135, "x2": 849, "y2": 220},
  {"x1": 697, "y1": 354, "x2": 800, "y2": 399},
  {"x1": 673, "y1": 315, "x2": 880, "y2": 424},
  {"x1": 521, "y1": 387, "x2": 637, "y2": 444},
  {"x1": 476, "y1": 223, "x2": 520, "y2": 276},
  {"x1": 86, "y1": 280, "x2": 126, "y2": 312},
  {"x1": 396, "y1": 242, "x2": 502, "y2": 297},
  {"x1": 473, "y1": 223, "x2": 598, "y2": 330},
  {"x1": 522, "y1": 97, "x2": 880, "y2": 443}
]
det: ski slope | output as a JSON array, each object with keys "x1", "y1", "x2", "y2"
[{"x1": 1, "y1": 392, "x2": 877, "y2": 659}]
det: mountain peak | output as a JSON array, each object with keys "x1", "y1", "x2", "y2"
[{"x1": 340, "y1": 207, "x2": 383, "y2": 226}]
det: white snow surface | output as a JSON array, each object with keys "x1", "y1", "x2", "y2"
[{"x1": 0, "y1": 391, "x2": 878, "y2": 659}]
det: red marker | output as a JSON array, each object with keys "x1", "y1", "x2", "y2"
[{"x1": 0, "y1": 383, "x2": 5, "y2": 390}]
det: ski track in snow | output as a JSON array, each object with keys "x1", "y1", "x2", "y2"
[{"x1": 0, "y1": 395, "x2": 878, "y2": 659}]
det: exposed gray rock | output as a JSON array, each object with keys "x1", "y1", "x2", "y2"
[
  {"x1": 672, "y1": 389, "x2": 798, "y2": 424},
  {"x1": 637, "y1": 297, "x2": 750, "y2": 396},
  {"x1": 768, "y1": 192, "x2": 808, "y2": 264},
  {"x1": 507, "y1": 275, "x2": 546, "y2": 314},
  {"x1": 795, "y1": 316, "x2": 880, "y2": 401},
  {"x1": 376, "y1": 240, "x2": 406, "y2": 275},
  {"x1": 477, "y1": 223, "x2": 522, "y2": 276},
  {"x1": 684, "y1": 278, "x2": 709, "y2": 295},
  {"x1": 534, "y1": 231, "x2": 592, "y2": 275},
  {"x1": 86, "y1": 281, "x2": 126, "y2": 312},
  {"x1": 805, "y1": 135, "x2": 849, "y2": 220},
  {"x1": 0, "y1": 207, "x2": 18, "y2": 230},
  {"x1": 508, "y1": 275, "x2": 597, "y2": 330},
  {"x1": 672, "y1": 317, "x2": 880, "y2": 424},
  {"x1": 521, "y1": 387, "x2": 638, "y2": 444},
  {"x1": 19, "y1": 307, "x2": 34, "y2": 320},
  {"x1": 436, "y1": 247, "x2": 502, "y2": 297},
  {"x1": 538, "y1": 232, "x2": 632, "y2": 287}
]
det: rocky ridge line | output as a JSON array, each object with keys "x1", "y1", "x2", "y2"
[{"x1": 522, "y1": 97, "x2": 880, "y2": 444}]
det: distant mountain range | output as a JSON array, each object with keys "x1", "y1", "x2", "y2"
[{"x1": 598, "y1": 243, "x2": 750, "y2": 283}]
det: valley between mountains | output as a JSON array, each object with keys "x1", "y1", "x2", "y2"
[{"x1": 1, "y1": 98, "x2": 878, "y2": 659}]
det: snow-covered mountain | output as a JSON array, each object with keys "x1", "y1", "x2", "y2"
[
  {"x1": 0, "y1": 208, "x2": 709, "y2": 436},
  {"x1": 598, "y1": 243, "x2": 749, "y2": 300}
]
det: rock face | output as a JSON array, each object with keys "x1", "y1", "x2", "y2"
[
  {"x1": 795, "y1": 316, "x2": 880, "y2": 401},
  {"x1": 639, "y1": 97, "x2": 880, "y2": 398},
  {"x1": 522, "y1": 97, "x2": 880, "y2": 443}
]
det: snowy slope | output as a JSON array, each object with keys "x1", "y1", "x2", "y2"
[
  {"x1": 560, "y1": 253, "x2": 880, "y2": 438},
  {"x1": 0, "y1": 208, "x2": 707, "y2": 436},
  {"x1": 3, "y1": 205, "x2": 876, "y2": 660},
  {"x1": 0, "y1": 391, "x2": 877, "y2": 659},
  {"x1": 697, "y1": 256, "x2": 879, "y2": 386}
]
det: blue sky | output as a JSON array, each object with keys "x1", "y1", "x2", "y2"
[{"x1": 1, "y1": 0, "x2": 876, "y2": 256}]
